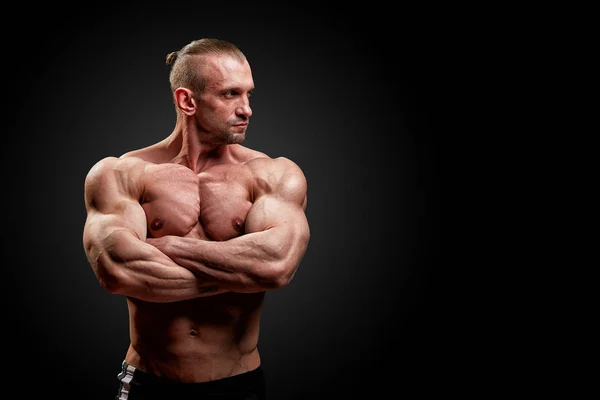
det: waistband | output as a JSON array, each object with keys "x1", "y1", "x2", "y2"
[{"x1": 118, "y1": 361, "x2": 264, "y2": 392}]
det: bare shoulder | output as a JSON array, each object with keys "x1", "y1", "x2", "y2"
[
  {"x1": 120, "y1": 143, "x2": 173, "y2": 164},
  {"x1": 246, "y1": 156, "x2": 304, "y2": 176},
  {"x1": 85, "y1": 156, "x2": 147, "y2": 182},
  {"x1": 246, "y1": 156, "x2": 307, "y2": 206},
  {"x1": 84, "y1": 156, "x2": 149, "y2": 207},
  {"x1": 230, "y1": 144, "x2": 271, "y2": 163}
]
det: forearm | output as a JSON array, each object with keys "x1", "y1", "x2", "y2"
[
  {"x1": 91, "y1": 229, "x2": 228, "y2": 302},
  {"x1": 147, "y1": 227, "x2": 307, "y2": 292}
]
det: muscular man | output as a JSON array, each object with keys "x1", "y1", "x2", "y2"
[{"x1": 82, "y1": 38, "x2": 310, "y2": 399}]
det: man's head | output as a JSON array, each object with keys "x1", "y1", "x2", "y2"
[{"x1": 166, "y1": 38, "x2": 254, "y2": 145}]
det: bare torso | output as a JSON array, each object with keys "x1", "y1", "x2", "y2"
[{"x1": 123, "y1": 144, "x2": 268, "y2": 382}]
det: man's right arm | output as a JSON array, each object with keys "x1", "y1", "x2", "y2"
[{"x1": 82, "y1": 156, "x2": 227, "y2": 302}]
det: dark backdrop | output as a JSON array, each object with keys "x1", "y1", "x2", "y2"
[{"x1": 2, "y1": 3, "x2": 461, "y2": 398}]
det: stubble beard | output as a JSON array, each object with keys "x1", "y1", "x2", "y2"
[
  {"x1": 223, "y1": 125, "x2": 247, "y2": 145},
  {"x1": 198, "y1": 127, "x2": 245, "y2": 146},
  {"x1": 222, "y1": 130, "x2": 245, "y2": 145}
]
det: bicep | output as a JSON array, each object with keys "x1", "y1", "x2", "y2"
[
  {"x1": 245, "y1": 156, "x2": 310, "y2": 242},
  {"x1": 83, "y1": 157, "x2": 147, "y2": 259},
  {"x1": 245, "y1": 194, "x2": 310, "y2": 260},
  {"x1": 83, "y1": 202, "x2": 147, "y2": 257}
]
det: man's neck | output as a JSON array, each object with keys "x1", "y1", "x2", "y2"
[{"x1": 166, "y1": 126, "x2": 229, "y2": 173}]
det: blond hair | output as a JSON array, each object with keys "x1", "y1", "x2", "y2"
[{"x1": 166, "y1": 38, "x2": 247, "y2": 94}]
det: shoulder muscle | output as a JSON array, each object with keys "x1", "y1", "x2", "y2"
[
  {"x1": 248, "y1": 157, "x2": 307, "y2": 207},
  {"x1": 84, "y1": 156, "x2": 147, "y2": 213}
]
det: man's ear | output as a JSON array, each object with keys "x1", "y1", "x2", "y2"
[{"x1": 174, "y1": 87, "x2": 196, "y2": 116}]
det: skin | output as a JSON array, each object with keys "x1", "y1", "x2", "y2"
[{"x1": 82, "y1": 53, "x2": 310, "y2": 382}]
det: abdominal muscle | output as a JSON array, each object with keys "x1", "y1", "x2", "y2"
[{"x1": 124, "y1": 290, "x2": 265, "y2": 382}]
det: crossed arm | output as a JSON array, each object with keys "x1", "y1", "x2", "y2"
[
  {"x1": 147, "y1": 157, "x2": 310, "y2": 293},
  {"x1": 82, "y1": 156, "x2": 310, "y2": 303}
]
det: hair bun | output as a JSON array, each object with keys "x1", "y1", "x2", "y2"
[{"x1": 166, "y1": 51, "x2": 179, "y2": 66}]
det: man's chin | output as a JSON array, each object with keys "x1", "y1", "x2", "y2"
[{"x1": 227, "y1": 132, "x2": 246, "y2": 144}]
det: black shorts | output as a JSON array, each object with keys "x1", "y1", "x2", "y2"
[{"x1": 115, "y1": 361, "x2": 266, "y2": 400}]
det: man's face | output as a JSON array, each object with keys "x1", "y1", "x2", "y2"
[{"x1": 194, "y1": 55, "x2": 254, "y2": 145}]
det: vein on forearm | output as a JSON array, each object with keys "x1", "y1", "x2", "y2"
[{"x1": 167, "y1": 229, "x2": 285, "y2": 286}]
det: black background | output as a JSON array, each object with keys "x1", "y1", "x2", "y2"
[{"x1": 2, "y1": 2, "x2": 470, "y2": 398}]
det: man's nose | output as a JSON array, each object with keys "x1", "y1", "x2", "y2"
[{"x1": 236, "y1": 98, "x2": 252, "y2": 118}]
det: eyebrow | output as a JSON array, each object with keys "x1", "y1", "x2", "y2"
[{"x1": 220, "y1": 83, "x2": 254, "y2": 91}]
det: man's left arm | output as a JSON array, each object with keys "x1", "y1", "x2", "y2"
[{"x1": 147, "y1": 157, "x2": 310, "y2": 293}]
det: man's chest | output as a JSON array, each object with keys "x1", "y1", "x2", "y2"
[{"x1": 141, "y1": 163, "x2": 254, "y2": 241}]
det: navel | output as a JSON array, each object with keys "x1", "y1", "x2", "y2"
[{"x1": 150, "y1": 218, "x2": 164, "y2": 230}]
